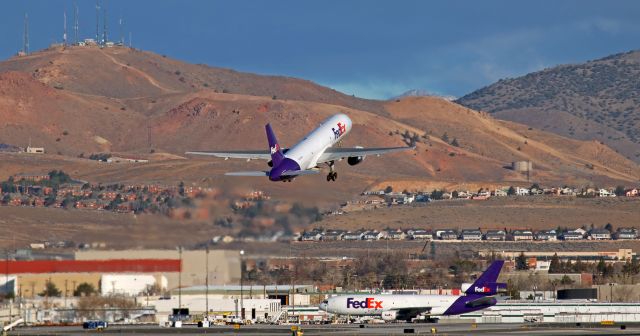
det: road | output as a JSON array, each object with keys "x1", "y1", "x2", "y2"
[{"x1": 8, "y1": 322, "x2": 640, "y2": 336}]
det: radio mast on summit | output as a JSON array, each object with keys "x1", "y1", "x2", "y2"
[
  {"x1": 73, "y1": 2, "x2": 79, "y2": 44},
  {"x1": 23, "y1": 13, "x2": 29, "y2": 55},
  {"x1": 63, "y1": 10, "x2": 67, "y2": 46},
  {"x1": 95, "y1": 0, "x2": 100, "y2": 43}
]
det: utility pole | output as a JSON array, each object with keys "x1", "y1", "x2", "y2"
[
  {"x1": 240, "y1": 250, "x2": 244, "y2": 320},
  {"x1": 64, "y1": 280, "x2": 68, "y2": 307},
  {"x1": 205, "y1": 246, "x2": 209, "y2": 320},
  {"x1": 178, "y1": 246, "x2": 182, "y2": 308}
]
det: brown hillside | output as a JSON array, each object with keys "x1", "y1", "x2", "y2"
[{"x1": 0, "y1": 46, "x2": 638, "y2": 196}]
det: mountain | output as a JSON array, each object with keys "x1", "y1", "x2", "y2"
[
  {"x1": 455, "y1": 50, "x2": 640, "y2": 162},
  {"x1": 393, "y1": 89, "x2": 456, "y2": 101},
  {"x1": 0, "y1": 45, "x2": 638, "y2": 193}
]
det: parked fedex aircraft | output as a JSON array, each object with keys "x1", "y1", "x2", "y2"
[
  {"x1": 319, "y1": 261, "x2": 505, "y2": 322},
  {"x1": 186, "y1": 113, "x2": 413, "y2": 182}
]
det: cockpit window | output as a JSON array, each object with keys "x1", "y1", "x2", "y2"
[{"x1": 322, "y1": 300, "x2": 328, "y2": 304}]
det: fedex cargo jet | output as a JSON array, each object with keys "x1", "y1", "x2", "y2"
[
  {"x1": 186, "y1": 113, "x2": 413, "y2": 182},
  {"x1": 319, "y1": 261, "x2": 505, "y2": 322}
]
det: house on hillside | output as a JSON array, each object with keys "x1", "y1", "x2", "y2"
[
  {"x1": 437, "y1": 229, "x2": 458, "y2": 241},
  {"x1": 599, "y1": 189, "x2": 615, "y2": 197},
  {"x1": 615, "y1": 228, "x2": 638, "y2": 240},
  {"x1": 461, "y1": 229, "x2": 483, "y2": 241},
  {"x1": 485, "y1": 230, "x2": 506, "y2": 241},
  {"x1": 300, "y1": 231, "x2": 323, "y2": 242},
  {"x1": 535, "y1": 230, "x2": 558, "y2": 241},
  {"x1": 493, "y1": 189, "x2": 508, "y2": 197},
  {"x1": 385, "y1": 229, "x2": 406, "y2": 240},
  {"x1": 409, "y1": 229, "x2": 433, "y2": 240},
  {"x1": 512, "y1": 230, "x2": 534, "y2": 241},
  {"x1": 625, "y1": 189, "x2": 639, "y2": 197},
  {"x1": 343, "y1": 231, "x2": 365, "y2": 241},
  {"x1": 562, "y1": 231, "x2": 584, "y2": 241},
  {"x1": 589, "y1": 229, "x2": 611, "y2": 240},
  {"x1": 322, "y1": 230, "x2": 345, "y2": 241},
  {"x1": 515, "y1": 187, "x2": 530, "y2": 196},
  {"x1": 363, "y1": 231, "x2": 385, "y2": 241}
]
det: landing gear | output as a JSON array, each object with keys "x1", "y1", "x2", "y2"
[{"x1": 326, "y1": 161, "x2": 337, "y2": 182}]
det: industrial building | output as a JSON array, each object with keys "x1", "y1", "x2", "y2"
[
  {"x1": 455, "y1": 301, "x2": 640, "y2": 323},
  {"x1": 0, "y1": 249, "x2": 241, "y2": 298}
]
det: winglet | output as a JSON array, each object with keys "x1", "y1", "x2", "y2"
[{"x1": 266, "y1": 124, "x2": 285, "y2": 167}]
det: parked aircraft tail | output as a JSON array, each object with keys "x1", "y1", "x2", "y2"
[{"x1": 464, "y1": 260, "x2": 506, "y2": 296}]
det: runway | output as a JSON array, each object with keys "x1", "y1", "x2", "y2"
[{"x1": 8, "y1": 323, "x2": 640, "y2": 336}]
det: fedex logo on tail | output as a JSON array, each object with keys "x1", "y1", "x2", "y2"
[
  {"x1": 331, "y1": 122, "x2": 347, "y2": 140},
  {"x1": 270, "y1": 143, "x2": 280, "y2": 154},
  {"x1": 474, "y1": 286, "x2": 491, "y2": 293},
  {"x1": 346, "y1": 297, "x2": 383, "y2": 309}
]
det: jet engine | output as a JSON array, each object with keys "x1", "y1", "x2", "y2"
[
  {"x1": 381, "y1": 310, "x2": 399, "y2": 321},
  {"x1": 347, "y1": 146, "x2": 365, "y2": 166}
]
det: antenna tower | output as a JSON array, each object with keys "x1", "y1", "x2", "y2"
[
  {"x1": 102, "y1": 1, "x2": 108, "y2": 45},
  {"x1": 95, "y1": 0, "x2": 100, "y2": 43},
  {"x1": 74, "y1": 2, "x2": 79, "y2": 44},
  {"x1": 63, "y1": 10, "x2": 67, "y2": 46},
  {"x1": 23, "y1": 13, "x2": 29, "y2": 54}
]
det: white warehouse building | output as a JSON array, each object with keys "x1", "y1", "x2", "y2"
[
  {"x1": 101, "y1": 274, "x2": 168, "y2": 296},
  {"x1": 453, "y1": 301, "x2": 640, "y2": 323}
]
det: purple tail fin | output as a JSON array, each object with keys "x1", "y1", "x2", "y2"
[
  {"x1": 266, "y1": 124, "x2": 285, "y2": 167},
  {"x1": 465, "y1": 260, "x2": 505, "y2": 295}
]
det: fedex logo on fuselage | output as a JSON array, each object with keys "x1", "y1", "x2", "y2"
[
  {"x1": 346, "y1": 297, "x2": 383, "y2": 309},
  {"x1": 331, "y1": 122, "x2": 347, "y2": 140},
  {"x1": 474, "y1": 286, "x2": 491, "y2": 293}
]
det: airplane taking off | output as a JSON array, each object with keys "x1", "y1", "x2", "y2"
[
  {"x1": 319, "y1": 261, "x2": 505, "y2": 322},
  {"x1": 186, "y1": 114, "x2": 413, "y2": 182}
]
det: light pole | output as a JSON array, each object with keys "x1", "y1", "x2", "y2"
[
  {"x1": 240, "y1": 250, "x2": 244, "y2": 320},
  {"x1": 609, "y1": 283, "x2": 614, "y2": 303},
  {"x1": 205, "y1": 246, "x2": 209, "y2": 320}
]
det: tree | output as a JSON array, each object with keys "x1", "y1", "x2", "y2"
[
  {"x1": 604, "y1": 223, "x2": 614, "y2": 233},
  {"x1": 450, "y1": 138, "x2": 460, "y2": 147},
  {"x1": 549, "y1": 253, "x2": 561, "y2": 273},
  {"x1": 507, "y1": 186, "x2": 516, "y2": 196},
  {"x1": 441, "y1": 132, "x2": 450, "y2": 143},
  {"x1": 40, "y1": 281, "x2": 61, "y2": 297},
  {"x1": 560, "y1": 275, "x2": 574, "y2": 286},
  {"x1": 530, "y1": 183, "x2": 540, "y2": 190},
  {"x1": 74, "y1": 282, "x2": 96, "y2": 297},
  {"x1": 614, "y1": 185, "x2": 625, "y2": 196},
  {"x1": 515, "y1": 252, "x2": 529, "y2": 270},
  {"x1": 384, "y1": 186, "x2": 393, "y2": 194}
]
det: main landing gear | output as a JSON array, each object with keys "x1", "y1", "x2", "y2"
[{"x1": 326, "y1": 161, "x2": 338, "y2": 182}]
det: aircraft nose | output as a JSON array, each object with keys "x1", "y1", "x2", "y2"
[{"x1": 319, "y1": 301, "x2": 329, "y2": 311}]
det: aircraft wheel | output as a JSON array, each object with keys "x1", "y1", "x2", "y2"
[
  {"x1": 333, "y1": 172, "x2": 338, "y2": 181},
  {"x1": 326, "y1": 175, "x2": 332, "y2": 182}
]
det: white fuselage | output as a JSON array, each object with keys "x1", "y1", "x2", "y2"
[
  {"x1": 320, "y1": 294, "x2": 460, "y2": 317},
  {"x1": 284, "y1": 114, "x2": 352, "y2": 170}
]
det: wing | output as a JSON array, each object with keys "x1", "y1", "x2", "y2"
[
  {"x1": 186, "y1": 150, "x2": 272, "y2": 160},
  {"x1": 318, "y1": 146, "x2": 414, "y2": 163},
  {"x1": 224, "y1": 171, "x2": 269, "y2": 176}
]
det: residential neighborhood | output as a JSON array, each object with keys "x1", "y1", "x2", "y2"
[{"x1": 295, "y1": 226, "x2": 639, "y2": 243}]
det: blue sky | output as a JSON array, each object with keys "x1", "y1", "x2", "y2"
[{"x1": 2, "y1": 1, "x2": 640, "y2": 99}]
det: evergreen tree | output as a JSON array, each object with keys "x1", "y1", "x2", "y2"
[
  {"x1": 450, "y1": 138, "x2": 460, "y2": 147},
  {"x1": 39, "y1": 281, "x2": 61, "y2": 297},
  {"x1": 507, "y1": 186, "x2": 516, "y2": 196},
  {"x1": 441, "y1": 132, "x2": 450, "y2": 143},
  {"x1": 549, "y1": 253, "x2": 561, "y2": 273},
  {"x1": 515, "y1": 252, "x2": 529, "y2": 270}
]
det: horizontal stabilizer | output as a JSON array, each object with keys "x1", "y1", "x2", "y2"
[
  {"x1": 225, "y1": 171, "x2": 269, "y2": 177},
  {"x1": 283, "y1": 169, "x2": 320, "y2": 176}
]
